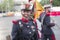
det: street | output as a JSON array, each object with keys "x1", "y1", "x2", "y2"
[{"x1": 0, "y1": 16, "x2": 60, "y2": 40}]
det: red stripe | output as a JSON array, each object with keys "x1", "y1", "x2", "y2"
[
  {"x1": 51, "y1": 34, "x2": 56, "y2": 40},
  {"x1": 48, "y1": 11, "x2": 60, "y2": 16}
]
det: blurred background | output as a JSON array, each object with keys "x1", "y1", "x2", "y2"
[{"x1": 0, "y1": 0, "x2": 60, "y2": 40}]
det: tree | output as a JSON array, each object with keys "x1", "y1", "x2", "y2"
[
  {"x1": 0, "y1": 0, "x2": 14, "y2": 12},
  {"x1": 7, "y1": 0, "x2": 14, "y2": 11},
  {"x1": 40, "y1": 0, "x2": 60, "y2": 6},
  {"x1": 40, "y1": 0, "x2": 50, "y2": 6},
  {"x1": 52, "y1": 0, "x2": 60, "y2": 6}
]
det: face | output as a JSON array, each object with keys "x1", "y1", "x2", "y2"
[
  {"x1": 21, "y1": 10, "x2": 32, "y2": 19},
  {"x1": 45, "y1": 7, "x2": 50, "y2": 13}
]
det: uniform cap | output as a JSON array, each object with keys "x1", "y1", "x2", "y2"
[
  {"x1": 21, "y1": 8, "x2": 31, "y2": 12},
  {"x1": 44, "y1": 4, "x2": 51, "y2": 8}
]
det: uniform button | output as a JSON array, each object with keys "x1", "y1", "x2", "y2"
[
  {"x1": 19, "y1": 22, "x2": 21, "y2": 24},
  {"x1": 29, "y1": 32, "x2": 32, "y2": 34},
  {"x1": 32, "y1": 29, "x2": 35, "y2": 32},
  {"x1": 31, "y1": 26, "x2": 35, "y2": 29},
  {"x1": 20, "y1": 24, "x2": 23, "y2": 27},
  {"x1": 27, "y1": 26, "x2": 29, "y2": 28}
]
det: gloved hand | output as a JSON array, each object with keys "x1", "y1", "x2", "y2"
[{"x1": 48, "y1": 23, "x2": 55, "y2": 27}]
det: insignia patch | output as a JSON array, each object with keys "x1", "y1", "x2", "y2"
[
  {"x1": 27, "y1": 26, "x2": 30, "y2": 28},
  {"x1": 29, "y1": 32, "x2": 32, "y2": 34},
  {"x1": 33, "y1": 21, "x2": 35, "y2": 24},
  {"x1": 32, "y1": 29, "x2": 35, "y2": 32},
  {"x1": 31, "y1": 26, "x2": 35, "y2": 29},
  {"x1": 19, "y1": 22, "x2": 23, "y2": 27},
  {"x1": 19, "y1": 22, "x2": 21, "y2": 24},
  {"x1": 20, "y1": 24, "x2": 23, "y2": 27}
]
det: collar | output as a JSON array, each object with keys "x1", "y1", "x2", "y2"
[
  {"x1": 46, "y1": 12, "x2": 50, "y2": 16},
  {"x1": 21, "y1": 17, "x2": 29, "y2": 23}
]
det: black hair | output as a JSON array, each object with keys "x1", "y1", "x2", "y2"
[{"x1": 21, "y1": 9, "x2": 31, "y2": 12}]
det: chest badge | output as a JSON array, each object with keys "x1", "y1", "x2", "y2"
[
  {"x1": 19, "y1": 22, "x2": 23, "y2": 27},
  {"x1": 31, "y1": 26, "x2": 35, "y2": 29},
  {"x1": 27, "y1": 26, "x2": 30, "y2": 28}
]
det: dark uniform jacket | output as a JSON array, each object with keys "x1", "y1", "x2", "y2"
[
  {"x1": 38, "y1": 12, "x2": 55, "y2": 35},
  {"x1": 11, "y1": 18, "x2": 38, "y2": 40}
]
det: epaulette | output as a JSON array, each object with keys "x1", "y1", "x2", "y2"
[{"x1": 12, "y1": 20, "x2": 19, "y2": 24}]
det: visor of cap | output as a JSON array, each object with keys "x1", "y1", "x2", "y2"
[
  {"x1": 21, "y1": 8, "x2": 31, "y2": 12},
  {"x1": 44, "y1": 4, "x2": 51, "y2": 8}
]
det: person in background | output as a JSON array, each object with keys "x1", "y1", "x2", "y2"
[{"x1": 38, "y1": 4, "x2": 56, "y2": 40}]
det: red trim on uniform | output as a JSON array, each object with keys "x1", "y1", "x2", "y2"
[
  {"x1": 12, "y1": 20, "x2": 18, "y2": 24},
  {"x1": 51, "y1": 34, "x2": 56, "y2": 40},
  {"x1": 21, "y1": 17, "x2": 29, "y2": 23},
  {"x1": 46, "y1": 14, "x2": 50, "y2": 16}
]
